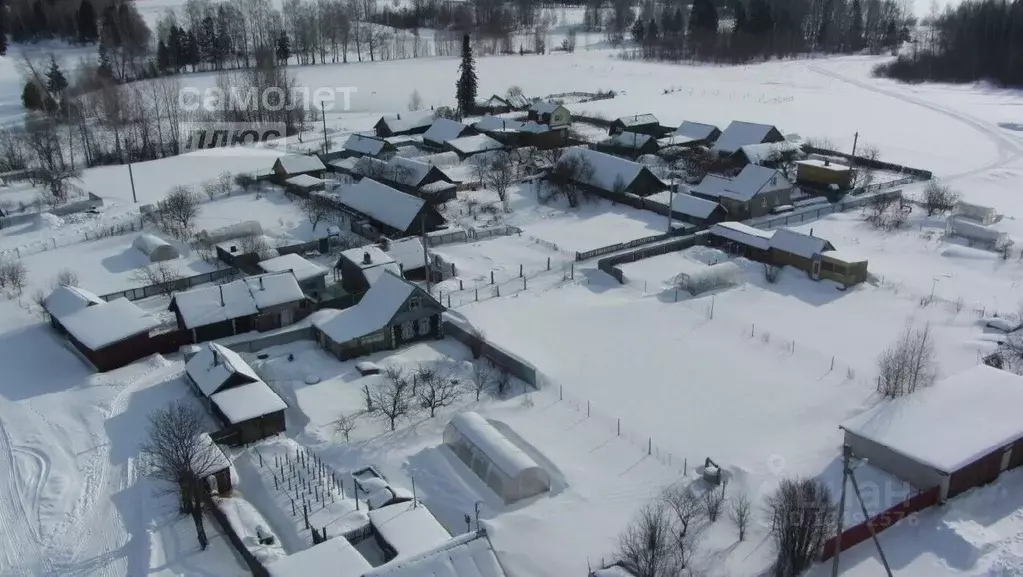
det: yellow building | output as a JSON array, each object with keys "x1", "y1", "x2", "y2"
[{"x1": 795, "y1": 158, "x2": 852, "y2": 189}]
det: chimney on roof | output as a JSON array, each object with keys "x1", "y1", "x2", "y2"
[
  {"x1": 259, "y1": 276, "x2": 265, "y2": 290},
  {"x1": 230, "y1": 245, "x2": 237, "y2": 253},
  {"x1": 810, "y1": 228, "x2": 814, "y2": 237},
  {"x1": 212, "y1": 347, "x2": 220, "y2": 366},
  {"x1": 363, "y1": 251, "x2": 371, "y2": 265},
  {"x1": 219, "y1": 285, "x2": 224, "y2": 306}
]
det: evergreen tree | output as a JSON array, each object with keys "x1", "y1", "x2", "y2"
[
  {"x1": 97, "y1": 43, "x2": 114, "y2": 79},
  {"x1": 168, "y1": 25, "x2": 184, "y2": 71},
  {"x1": 215, "y1": 6, "x2": 232, "y2": 68},
  {"x1": 747, "y1": 0, "x2": 774, "y2": 36},
  {"x1": 46, "y1": 58, "x2": 68, "y2": 96},
  {"x1": 33, "y1": 0, "x2": 49, "y2": 39},
  {"x1": 198, "y1": 15, "x2": 217, "y2": 66},
  {"x1": 688, "y1": 0, "x2": 719, "y2": 35},
  {"x1": 78, "y1": 0, "x2": 99, "y2": 43},
  {"x1": 157, "y1": 39, "x2": 170, "y2": 72},
  {"x1": 631, "y1": 18, "x2": 645, "y2": 43},
  {"x1": 0, "y1": 1, "x2": 7, "y2": 56},
  {"x1": 455, "y1": 33, "x2": 477, "y2": 117},
  {"x1": 647, "y1": 18, "x2": 658, "y2": 41},
  {"x1": 847, "y1": 0, "x2": 864, "y2": 51},
  {"x1": 275, "y1": 30, "x2": 291, "y2": 63},
  {"x1": 184, "y1": 30, "x2": 199, "y2": 70},
  {"x1": 22, "y1": 81, "x2": 45, "y2": 111}
]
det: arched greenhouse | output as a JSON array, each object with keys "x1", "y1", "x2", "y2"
[{"x1": 443, "y1": 412, "x2": 551, "y2": 504}]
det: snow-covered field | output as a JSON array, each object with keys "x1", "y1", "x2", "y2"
[{"x1": 3, "y1": 36, "x2": 1023, "y2": 577}]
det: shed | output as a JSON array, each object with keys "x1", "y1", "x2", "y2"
[
  {"x1": 552, "y1": 147, "x2": 668, "y2": 197},
  {"x1": 840, "y1": 364, "x2": 1023, "y2": 501},
  {"x1": 273, "y1": 155, "x2": 326, "y2": 179},
  {"x1": 795, "y1": 159, "x2": 852, "y2": 189},
  {"x1": 446, "y1": 134, "x2": 504, "y2": 159},
  {"x1": 708, "y1": 222, "x2": 774, "y2": 256},
  {"x1": 600, "y1": 132, "x2": 660, "y2": 157},
  {"x1": 820, "y1": 251, "x2": 869, "y2": 286},
  {"x1": 367, "y1": 501, "x2": 450, "y2": 561},
  {"x1": 374, "y1": 113, "x2": 435, "y2": 137},
  {"x1": 267, "y1": 536, "x2": 372, "y2": 577},
  {"x1": 59, "y1": 298, "x2": 160, "y2": 371},
  {"x1": 768, "y1": 228, "x2": 836, "y2": 278},
  {"x1": 336, "y1": 245, "x2": 404, "y2": 293},
  {"x1": 385, "y1": 237, "x2": 428, "y2": 279},
  {"x1": 733, "y1": 141, "x2": 802, "y2": 167},
  {"x1": 362, "y1": 531, "x2": 506, "y2": 577},
  {"x1": 712, "y1": 121, "x2": 785, "y2": 155},
  {"x1": 43, "y1": 285, "x2": 104, "y2": 325},
  {"x1": 647, "y1": 191, "x2": 727, "y2": 225},
  {"x1": 185, "y1": 342, "x2": 261, "y2": 397},
  {"x1": 284, "y1": 174, "x2": 326, "y2": 194},
  {"x1": 132, "y1": 234, "x2": 179, "y2": 262},
  {"x1": 198, "y1": 432, "x2": 233, "y2": 496},
  {"x1": 259, "y1": 253, "x2": 329, "y2": 296},
  {"x1": 444, "y1": 412, "x2": 551, "y2": 504},
  {"x1": 591, "y1": 563, "x2": 638, "y2": 577},
  {"x1": 197, "y1": 221, "x2": 264, "y2": 247},
  {"x1": 342, "y1": 133, "x2": 398, "y2": 159},
  {"x1": 609, "y1": 114, "x2": 661, "y2": 136},
  {"x1": 661, "y1": 121, "x2": 721, "y2": 146},
  {"x1": 946, "y1": 217, "x2": 1009, "y2": 249},
  {"x1": 210, "y1": 380, "x2": 288, "y2": 445},
  {"x1": 954, "y1": 202, "x2": 999, "y2": 225},
  {"x1": 423, "y1": 118, "x2": 475, "y2": 148}
]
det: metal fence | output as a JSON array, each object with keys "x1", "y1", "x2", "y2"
[
  {"x1": 575, "y1": 232, "x2": 672, "y2": 261},
  {"x1": 100, "y1": 266, "x2": 240, "y2": 302},
  {"x1": 750, "y1": 189, "x2": 904, "y2": 230},
  {"x1": 426, "y1": 229, "x2": 469, "y2": 247}
]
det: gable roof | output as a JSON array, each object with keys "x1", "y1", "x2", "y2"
[
  {"x1": 447, "y1": 134, "x2": 504, "y2": 155},
  {"x1": 713, "y1": 121, "x2": 782, "y2": 154},
  {"x1": 366, "y1": 502, "x2": 451, "y2": 561},
  {"x1": 671, "y1": 121, "x2": 720, "y2": 143},
  {"x1": 344, "y1": 133, "x2": 393, "y2": 157},
  {"x1": 652, "y1": 192, "x2": 722, "y2": 220},
  {"x1": 505, "y1": 93, "x2": 530, "y2": 109},
  {"x1": 341, "y1": 245, "x2": 396, "y2": 269},
  {"x1": 387, "y1": 156, "x2": 442, "y2": 187},
  {"x1": 768, "y1": 228, "x2": 832, "y2": 259},
  {"x1": 709, "y1": 221, "x2": 774, "y2": 250},
  {"x1": 313, "y1": 271, "x2": 421, "y2": 344},
  {"x1": 530, "y1": 101, "x2": 562, "y2": 114},
  {"x1": 285, "y1": 174, "x2": 324, "y2": 189},
  {"x1": 186, "y1": 342, "x2": 261, "y2": 397},
  {"x1": 556, "y1": 147, "x2": 663, "y2": 193},
  {"x1": 335, "y1": 178, "x2": 426, "y2": 232},
  {"x1": 60, "y1": 297, "x2": 159, "y2": 350},
  {"x1": 44, "y1": 285, "x2": 104, "y2": 320},
  {"x1": 276, "y1": 155, "x2": 326, "y2": 175},
  {"x1": 364, "y1": 532, "x2": 505, "y2": 577},
  {"x1": 210, "y1": 380, "x2": 287, "y2": 424},
  {"x1": 737, "y1": 140, "x2": 802, "y2": 165},
  {"x1": 691, "y1": 165, "x2": 791, "y2": 202},
  {"x1": 607, "y1": 131, "x2": 655, "y2": 149},
  {"x1": 614, "y1": 114, "x2": 659, "y2": 127},
  {"x1": 424, "y1": 118, "x2": 472, "y2": 144},
  {"x1": 841, "y1": 365, "x2": 1023, "y2": 474},
  {"x1": 259, "y1": 253, "x2": 329, "y2": 283},
  {"x1": 377, "y1": 113, "x2": 435, "y2": 134},
  {"x1": 474, "y1": 116, "x2": 551, "y2": 134},
  {"x1": 171, "y1": 273, "x2": 303, "y2": 329},
  {"x1": 243, "y1": 273, "x2": 306, "y2": 309},
  {"x1": 386, "y1": 237, "x2": 427, "y2": 270},
  {"x1": 268, "y1": 536, "x2": 372, "y2": 577}
]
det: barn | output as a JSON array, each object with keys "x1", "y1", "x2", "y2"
[
  {"x1": 840, "y1": 365, "x2": 1023, "y2": 502},
  {"x1": 272, "y1": 155, "x2": 326, "y2": 181}
]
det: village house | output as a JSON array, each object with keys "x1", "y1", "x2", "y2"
[
  {"x1": 473, "y1": 116, "x2": 567, "y2": 149},
  {"x1": 711, "y1": 121, "x2": 785, "y2": 156},
  {"x1": 841, "y1": 364, "x2": 1023, "y2": 502},
  {"x1": 479, "y1": 92, "x2": 531, "y2": 114},
  {"x1": 272, "y1": 155, "x2": 326, "y2": 183},
  {"x1": 284, "y1": 174, "x2": 326, "y2": 196},
  {"x1": 597, "y1": 131, "x2": 660, "y2": 159},
  {"x1": 446, "y1": 134, "x2": 505, "y2": 159},
  {"x1": 385, "y1": 156, "x2": 458, "y2": 203},
  {"x1": 185, "y1": 342, "x2": 287, "y2": 445},
  {"x1": 647, "y1": 191, "x2": 728, "y2": 226},
  {"x1": 689, "y1": 165, "x2": 793, "y2": 219},
  {"x1": 339, "y1": 134, "x2": 399, "y2": 160},
  {"x1": 730, "y1": 140, "x2": 802, "y2": 168},
  {"x1": 656, "y1": 121, "x2": 721, "y2": 149},
  {"x1": 312, "y1": 270, "x2": 444, "y2": 361},
  {"x1": 550, "y1": 147, "x2": 668, "y2": 197},
  {"x1": 335, "y1": 245, "x2": 404, "y2": 294},
  {"x1": 609, "y1": 114, "x2": 661, "y2": 137},
  {"x1": 795, "y1": 158, "x2": 853, "y2": 190},
  {"x1": 47, "y1": 295, "x2": 161, "y2": 372},
  {"x1": 258, "y1": 253, "x2": 329, "y2": 299},
  {"x1": 527, "y1": 101, "x2": 571, "y2": 128},
  {"x1": 168, "y1": 272, "x2": 306, "y2": 342},
  {"x1": 768, "y1": 227, "x2": 836, "y2": 278},
  {"x1": 423, "y1": 118, "x2": 477, "y2": 149},
  {"x1": 374, "y1": 112, "x2": 435, "y2": 137},
  {"x1": 383, "y1": 236, "x2": 428, "y2": 280},
  {"x1": 326, "y1": 178, "x2": 446, "y2": 239}
]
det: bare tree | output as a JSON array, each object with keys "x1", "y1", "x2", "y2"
[
  {"x1": 767, "y1": 478, "x2": 834, "y2": 577},
  {"x1": 728, "y1": 491, "x2": 753, "y2": 541},
  {"x1": 468, "y1": 359, "x2": 494, "y2": 401},
  {"x1": 547, "y1": 153, "x2": 596, "y2": 207},
  {"x1": 300, "y1": 196, "x2": 331, "y2": 230},
  {"x1": 415, "y1": 364, "x2": 461, "y2": 417},
  {"x1": 2, "y1": 261, "x2": 28, "y2": 295},
  {"x1": 468, "y1": 325, "x2": 486, "y2": 359},
  {"x1": 662, "y1": 484, "x2": 704, "y2": 567},
  {"x1": 235, "y1": 173, "x2": 257, "y2": 192},
  {"x1": 877, "y1": 322, "x2": 938, "y2": 398},
  {"x1": 131, "y1": 262, "x2": 184, "y2": 297},
  {"x1": 485, "y1": 152, "x2": 516, "y2": 207},
  {"x1": 616, "y1": 502, "x2": 680, "y2": 577},
  {"x1": 139, "y1": 401, "x2": 226, "y2": 550},
  {"x1": 32, "y1": 288, "x2": 48, "y2": 318},
  {"x1": 408, "y1": 89, "x2": 423, "y2": 111},
  {"x1": 496, "y1": 368, "x2": 511, "y2": 397},
  {"x1": 703, "y1": 483, "x2": 726, "y2": 522},
  {"x1": 335, "y1": 412, "x2": 357, "y2": 442},
  {"x1": 158, "y1": 186, "x2": 202, "y2": 238},
  {"x1": 54, "y1": 268, "x2": 79, "y2": 287},
  {"x1": 856, "y1": 144, "x2": 881, "y2": 189},
  {"x1": 863, "y1": 192, "x2": 907, "y2": 231},
  {"x1": 922, "y1": 180, "x2": 960, "y2": 216},
  {"x1": 370, "y1": 366, "x2": 414, "y2": 430}
]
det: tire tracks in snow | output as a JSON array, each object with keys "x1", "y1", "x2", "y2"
[
  {"x1": 0, "y1": 412, "x2": 42, "y2": 576},
  {"x1": 808, "y1": 63, "x2": 1023, "y2": 181}
]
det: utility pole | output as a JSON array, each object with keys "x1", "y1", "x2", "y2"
[
  {"x1": 117, "y1": 130, "x2": 138, "y2": 204},
  {"x1": 831, "y1": 445, "x2": 850, "y2": 577},
  {"x1": 421, "y1": 214, "x2": 431, "y2": 294},
  {"x1": 667, "y1": 171, "x2": 675, "y2": 234},
  {"x1": 321, "y1": 101, "x2": 329, "y2": 154},
  {"x1": 851, "y1": 131, "x2": 859, "y2": 158},
  {"x1": 850, "y1": 460, "x2": 894, "y2": 577}
]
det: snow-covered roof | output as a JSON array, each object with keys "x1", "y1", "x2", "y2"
[
  {"x1": 367, "y1": 501, "x2": 451, "y2": 559},
  {"x1": 44, "y1": 285, "x2": 104, "y2": 320},
  {"x1": 556, "y1": 147, "x2": 662, "y2": 193},
  {"x1": 713, "y1": 121, "x2": 781, "y2": 154},
  {"x1": 186, "y1": 342, "x2": 261, "y2": 397},
  {"x1": 243, "y1": 273, "x2": 305, "y2": 309},
  {"x1": 614, "y1": 114, "x2": 659, "y2": 127},
  {"x1": 797, "y1": 158, "x2": 851, "y2": 172},
  {"x1": 336, "y1": 178, "x2": 425, "y2": 232},
  {"x1": 530, "y1": 101, "x2": 561, "y2": 114},
  {"x1": 709, "y1": 222, "x2": 774, "y2": 250},
  {"x1": 342, "y1": 245, "x2": 396, "y2": 270},
  {"x1": 259, "y1": 253, "x2": 329, "y2": 283},
  {"x1": 768, "y1": 228, "x2": 831, "y2": 259},
  {"x1": 60, "y1": 298, "x2": 159, "y2": 350},
  {"x1": 672, "y1": 121, "x2": 719, "y2": 143},
  {"x1": 198, "y1": 432, "x2": 232, "y2": 473},
  {"x1": 377, "y1": 113, "x2": 435, "y2": 134},
  {"x1": 364, "y1": 532, "x2": 505, "y2": 577},
  {"x1": 313, "y1": 270, "x2": 417, "y2": 344},
  {"x1": 474, "y1": 115, "x2": 521, "y2": 132},
  {"x1": 387, "y1": 156, "x2": 436, "y2": 187},
  {"x1": 386, "y1": 237, "x2": 427, "y2": 270},
  {"x1": 821, "y1": 250, "x2": 868, "y2": 264},
  {"x1": 607, "y1": 131, "x2": 654, "y2": 149},
  {"x1": 506, "y1": 93, "x2": 530, "y2": 109},
  {"x1": 841, "y1": 365, "x2": 1023, "y2": 474},
  {"x1": 424, "y1": 118, "x2": 471, "y2": 143},
  {"x1": 692, "y1": 165, "x2": 791, "y2": 202},
  {"x1": 344, "y1": 134, "x2": 392, "y2": 157},
  {"x1": 421, "y1": 181, "x2": 457, "y2": 195},
  {"x1": 447, "y1": 134, "x2": 504, "y2": 155},
  {"x1": 647, "y1": 192, "x2": 721, "y2": 220},
  {"x1": 593, "y1": 565, "x2": 636, "y2": 577},
  {"x1": 268, "y1": 537, "x2": 372, "y2": 577},
  {"x1": 737, "y1": 141, "x2": 802, "y2": 165},
  {"x1": 276, "y1": 155, "x2": 326, "y2": 175},
  {"x1": 364, "y1": 262, "x2": 405, "y2": 286},
  {"x1": 285, "y1": 174, "x2": 324, "y2": 189},
  {"x1": 447, "y1": 412, "x2": 543, "y2": 479},
  {"x1": 210, "y1": 380, "x2": 287, "y2": 424}
]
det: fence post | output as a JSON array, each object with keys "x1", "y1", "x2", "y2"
[
  {"x1": 459, "y1": 279, "x2": 463, "y2": 290},
  {"x1": 648, "y1": 438, "x2": 652, "y2": 455},
  {"x1": 547, "y1": 257, "x2": 551, "y2": 270},
  {"x1": 491, "y1": 271, "x2": 494, "y2": 284},
  {"x1": 587, "y1": 400, "x2": 590, "y2": 417},
  {"x1": 617, "y1": 418, "x2": 620, "y2": 436},
  {"x1": 519, "y1": 264, "x2": 523, "y2": 278},
  {"x1": 523, "y1": 277, "x2": 526, "y2": 290},
  {"x1": 559, "y1": 385, "x2": 563, "y2": 400}
]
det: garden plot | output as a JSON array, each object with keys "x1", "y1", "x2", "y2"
[
  {"x1": 430, "y1": 235, "x2": 574, "y2": 295},
  {"x1": 619, "y1": 245, "x2": 738, "y2": 292}
]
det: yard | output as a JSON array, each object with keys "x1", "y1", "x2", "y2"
[{"x1": 430, "y1": 234, "x2": 574, "y2": 295}]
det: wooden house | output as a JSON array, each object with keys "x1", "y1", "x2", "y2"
[
  {"x1": 43, "y1": 285, "x2": 104, "y2": 333},
  {"x1": 374, "y1": 113, "x2": 435, "y2": 137},
  {"x1": 340, "y1": 134, "x2": 399, "y2": 159},
  {"x1": 711, "y1": 121, "x2": 785, "y2": 156},
  {"x1": 49, "y1": 296, "x2": 160, "y2": 372},
  {"x1": 527, "y1": 102, "x2": 571, "y2": 128},
  {"x1": 272, "y1": 155, "x2": 326, "y2": 182},
  {"x1": 335, "y1": 245, "x2": 404, "y2": 294},
  {"x1": 767, "y1": 228, "x2": 835, "y2": 278},
  {"x1": 313, "y1": 270, "x2": 445, "y2": 361},
  {"x1": 328, "y1": 178, "x2": 445, "y2": 239},
  {"x1": 597, "y1": 131, "x2": 660, "y2": 159},
  {"x1": 384, "y1": 156, "x2": 458, "y2": 203},
  {"x1": 258, "y1": 253, "x2": 329, "y2": 299},
  {"x1": 731, "y1": 141, "x2": 802, "y2": 168},
  {"x1": 609, "y1": 114, "x2": 661, "y2": 136},
  {"x1": 656, "y1": 121, "x2": 721, "y2": 149},
  {"x1": 422, "y1": 118, "x2": 476, "y2": 149},
  {"x1": 689, "y1": 165, "x2": 793, "y2": 220},
  {"x1": 795, "y1": 158, "x2": 853, "y2": 190},
  {"x1": 549, "y1": 147, "x2": 668, "y2": 197},
  {"x1": 707, "y1": 221, "x2": 774, "y2": 261},
  {"x1": 474, "y1": 116, "x2": 567, "y2": 149}
]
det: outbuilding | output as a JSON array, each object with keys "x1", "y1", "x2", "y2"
[
  {"x1": 444, "y1": 412, "x2": 552, "y2": 504},
  {"x1": 646, "y1": 191, "x2": 727, "y2": 226},
  {"x1": 361, "y1": 531, "x2": 506, "y2": 577},
  {"x1": 267, "y1": 536, "x2": 372, "y2": 577},
  {"x1": 273, "y1": 155, "x2": 326, "y2": 181},
  {"x1": 768, "y1": 228, "x2": 835, "y2": 277},
  {"x1": 43, "y1": 285, "x2": 104, "y2": 332},
  {"x1": 422, "y1": 118, "x2": 476, "y2": 149},
  {"x1": 795, "y1": 158, "x2": 852, "y2": 190},
  {"x1": 341, "y1": 133, "x2": 399, "y2": 159},
  {"x1": 819, "y1": 251, "x2": 869, "y2": 286},
  {"x1": 374, "y1": 113, "x2": 435, "y2": 138},
  {"x1": 711, "y1": 121, "x2": 785, "y2": 156},
  {"x1": 657, "y1": 121, "x2": 721, "y2": 148},
  {"x1": 58, "y1": 297, "x2": 161, "y2": 371},
  {"x1": 445, "y1": 134, "x2": 505, "y2": 159},
  {"x1": 954, "y1": 202, "x2": 999, "y2": 225},
  {"x1": 367, "y1": 501, "x2": 450, "y2": 562},
  {"x1": 335, "y1": 245, "x2": 404, "y2": 294},
  {"x1": 550, "y1": 147, "x2": 668, "y2": 197},
  {"x1": 258, "y1": 253, "x2": 329, "y2": 298},
  {"x1": 707, "y1": 221, "x2": 773, "y2": 260},
  {"x1": 598, "y1": 131, "x2": 660, "y2": 158},
  {"x1": 132, "y1": 233, "x2": 180, "y2": 262},
  {"x1": 609, "y1": 114, "x2": 661, "y2": 136},
  {"x1": 840, "y1": 365, "x2": 1023, "y2": 501}
]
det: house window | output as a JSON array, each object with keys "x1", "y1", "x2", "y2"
[
  {"x1": 760, "y1": 198, "x2": 768, "y2": 209},
  {"x1": 418, "y1": 317, "x2": 431, "y2": 336},
  {"x1": 407, "y1": 297, "x2": 421, "y2": 312},
  {"x1": 401, "y1": 321, "x2": 414, "y2": 340}
]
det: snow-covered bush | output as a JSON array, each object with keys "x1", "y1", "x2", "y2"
[{"x1": 675, "y1": 262, "x2": 741, "y2": 295}]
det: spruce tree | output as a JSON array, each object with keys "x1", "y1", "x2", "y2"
[
  {"x1": 22, "y1": 81, "x2": 45, "y2": 111},
  {"x1": 0, "y1": 2, "x2": 7, "y2": 56},
  {"x1": 631, "y1": 18, "x2": 645, "y2": 44},
  {"x1": 46, "y1": 58, "x2": 68, "y2": 96},
  {"x1": 157, "y1": 40, "x2": 170, "y2": 72},
  {"x1": 747, "y1": 0, "x2": 773, "y2": 36},
  {"x1": 455, "y1": 34, "x2": 477, "y2": 118},
  {"x1": 33, "y1": 0, "x2": 49, "y2": 39},
  {"x1": 183, "y1": 30, "x2": 199, "y2": 70},
  {"x1": 168, "y1": 25, "x2": 183, "y2": 71},
  {"x1": 848, "y1": 0, "x2": 864, "y2": 51},
  {"x1": 276, "y1": 30, "x2": 291, "y2": 63},
  {"x1": 78, "y1": 0, "x2": 98, "y2": 43}
]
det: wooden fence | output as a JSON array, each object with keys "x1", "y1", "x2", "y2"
[
  {"x1": 205, "y1": 495, "x2": 271, "y2": 577},
  {"x1": 444, "y1": 318, "x2": 539, "y2": 389},
  {"x1": 575, "y1": 232, "x2": 672, "y2": 261},
  {"x1": 820, "y1": 486, "x2": 940, "y2": 561},
  {"x1": 99, "y1": 267, "x2": 240, "y2": 302},
  {"x1": 804, "y1": 146, "x2": 934, "y2": 181}
]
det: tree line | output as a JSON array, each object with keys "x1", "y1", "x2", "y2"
[{"x1": 876, "y1": 0, "x2": 1023, "y2": 85}]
